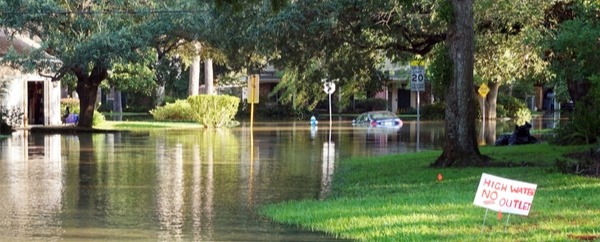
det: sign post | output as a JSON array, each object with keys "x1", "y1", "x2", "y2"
[
  {"x1": 410, "y1": 60, "x2": 425, "y2": 151},
  {"x1": 478, "y1": 84, "x2": 490, "y2": 144},
  {"x1": 323, "y1": 81, "x2": 336, "y2": 129},
  {"x1": 478, "y1": 83, "x2": 490, "y2": 121}
]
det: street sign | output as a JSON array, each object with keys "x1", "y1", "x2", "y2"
[
  {"x1": 478, "y1": 83, "x2": 490, "y2": 98},
  {"x1": 247, "y1": 74, "x2": 259, "y2": 104},
  {"x1": 410, "y1": 60, "x2": 425, "y2": 92},
  {"x1": 323, "y1": 82, "x2": 335, "y2": 94}
]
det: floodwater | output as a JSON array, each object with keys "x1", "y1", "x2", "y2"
[{"x1": 0, "y1": 115, "x2": 559, "y2": 241}]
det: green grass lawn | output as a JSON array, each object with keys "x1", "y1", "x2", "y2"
[{"x1": 260, "y1": 144, "x2": 600, "y2": 241}]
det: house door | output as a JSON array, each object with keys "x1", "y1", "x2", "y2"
[
  {"x1": 397, "y1": 89, "x2": 411, "y2": 111},
  {"x1": 28, "y1": 81, "x2": 44, "y2": 125}
]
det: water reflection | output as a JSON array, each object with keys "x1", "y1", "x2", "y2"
[{"x1": 0, "y1": 117, "x2": 559, "y2": 240}]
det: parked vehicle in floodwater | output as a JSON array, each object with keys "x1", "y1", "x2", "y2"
[{"x1": 352, "y1": 110, "x2": 403, "y2": 128}]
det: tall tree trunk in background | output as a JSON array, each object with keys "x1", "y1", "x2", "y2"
[
  {"x1": 204, "y1": 58, "x2": 214, "y2": 95},
  {"x1": 153, "y1": 52, "x2": 166, "y2": 106},
  {"x1": 112, "y1": 90, "x2": 122, "y2": 121},
  {"x1": 74, "y1": 65, "x2": 107, "y2": 128},
  {"x1": 482, "y1": 81, "x2": 500, "y2": 120},
  {"x1": 155, "y1": 84, "x2": 165, "y2": 106},
  {"x1": 189, "y1": 43, "x2": 201, "y2": 96},
  {"x1": 431, "y1": 0, "x2": 489, "y2": 167}
]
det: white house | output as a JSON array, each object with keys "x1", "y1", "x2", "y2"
[{"x1": 0, "y1": 31, "x2": 62, "y2": 127}]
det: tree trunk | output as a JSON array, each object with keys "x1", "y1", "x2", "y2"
[
  {"x1": 189, "y1": 43, "x2": 201, "y2": 96},
  {"x1": 482, "y1": 81, "x2": 500, "y2": 120},
  {"x1": 431, "y1": 0, "x2": 489, "y2": 167},
  {"x1": 75, "y1": 65, "x2": 107, "y2": 128},
  {"x1": 204, "y1": 58, "x2": 214, "y2": 95},
  {"x1": 155, "y1": 84, "x2": 165, "y2": 106},
  {"x1": 112, "y1": 90, "x2": 122, "y2": 121}
]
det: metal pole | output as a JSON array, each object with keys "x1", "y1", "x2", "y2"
[
  {"x1": 481, "y1": 209, "x2": 489, "y2": 233},
  {"x1": 417, "y1": 92, "x2": 420, "y2": 152},
  {"x1": 329, "y1": 92, "x2": 332, "y2": 129},
  {"x1": 482, "y1": 96, "x2": 485, "y2": 121},
  {"x1": 504, "y1": 213, "x2": 511, "y2": 231}
]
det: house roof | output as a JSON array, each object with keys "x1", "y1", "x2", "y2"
[{"x1": 0, "y1": 30, "x2": 41, "y2": 57}]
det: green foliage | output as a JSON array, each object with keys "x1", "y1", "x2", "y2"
[
  {"x1": 61, "y1": 98, "x2": 81, "y2": 115},
  {"x1": 149, "y1": 99, "x2": 195, "y2": 121},
  {"x1": 353, "y1": 98, "x2": 388, "y2": 111},
  {"x1": 59, "y1": 98, "x2": 104, "y2": 126},
  {"x1": 92, "y1": 110, "x2": 106, "y2": 126},
  {"x1": 538, "y1": 1, "x2": 600, "y2": 103},
  {"x1": 187, "y1": 95, "x2": 240, "y2": 128},
  {"x1": 436, "y1": 0, "x2": 454, "y2": 24},
  {"x1": 427, "y1": 44, "x2": 453, "y2": 102},
  {"x1": 495, "y1": 104, "x2": 508, "y2": 119},
  {"x1": 498, "y1": 80, "x2": 535, "y2": 100},
  {"x1": 553, "y1": 101, "x2": 600, "y2": 145},
  {"x1": 421, "y1": 102, "x2": 446, "y2": 120},
  {"x1": 496, "y1": 93, "x2": 531, "y2": 120}
]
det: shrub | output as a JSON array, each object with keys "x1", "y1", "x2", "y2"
[
  {"x1": 496, "y1": 104, "x2": 508, "y2": 119},
  {"x1": 354, "y1": 98, "x2": 388, "y2": 111},
  {"x1": 552, "y1": 102, "x2": 600, "y2": 145},
  {"x1": 59, "y1": 99, "x2": 105, "y2": 126},
  {"x1": 61, "y1": 98, "x2": 80, "y2": 115},
  {"x1": 149, "y1": 99, "x2": 195, "y2": 121},
  {"x1": 497, "y1": 93, "x2": 531, "y2": 120},
  {"x1": 93, "y1": 110, "x2": 105, "y2": 126},
  {"x1": 187, "y1": 94, "x2": 240, "y2": 128},
  {"x1": 421, "y1": 102, "x2": 446, "y2": 120}
]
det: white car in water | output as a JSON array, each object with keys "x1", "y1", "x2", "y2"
[{"x1": 352, "y1": 110, "x2": 403, "y2": 128}]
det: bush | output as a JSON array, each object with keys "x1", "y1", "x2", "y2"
[
  {"x1": 93, "y1": 110, "x2": 105, "y2": 126},
  {"x1": 496, "y1": 104, "x2": 508, "y2": 119},
  {"x1": 497, "y1": 93, "x2": 531, "y2": 120},
  {"x1": 421, "y1": 102, "x2": 446, "y2": 120},
  {"x1": 60, "y1": 98, "x2": 105, "y2": 126},
  {"x1": 187, "y1": 95, "x2": 240, "y2": 128},
  {"x1": 354, "y1": 98, "x2": 388, "y2": 111},
  {"x1": 149, "y1": 99, "x2": 195, "y2": 121},
  {"x1": 552, "y1": 102, "x2": 600, "y2": 145},
  {"x1": 61, "y1": 98, "x2": 80, "y2": 115}
]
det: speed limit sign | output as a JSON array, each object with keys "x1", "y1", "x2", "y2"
[{"x1": 410, "y1": 60, "x2": 425, "y2": 92}]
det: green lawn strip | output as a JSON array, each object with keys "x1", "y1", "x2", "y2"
[{"x1": 260, "y1": 144, "x2": 600, "y2": 241}]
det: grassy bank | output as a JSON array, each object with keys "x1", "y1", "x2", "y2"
[{"x1": 260, "y1": 144, "x2": 600, "y2": 241}]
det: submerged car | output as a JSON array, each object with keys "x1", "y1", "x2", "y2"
[{"x1": 352, "y1": 110, "x2": 403, "y2": 127}]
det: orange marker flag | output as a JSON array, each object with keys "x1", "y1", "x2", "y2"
[
  {"x1": 437, "y1": 173, "x2": 443, "y2": 181},
  {"x1": 498, "y1": 210, "x2": 502, "y2": 220}
]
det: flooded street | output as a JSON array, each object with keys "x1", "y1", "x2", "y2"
[{"x1": 0, "y1": 117, "x2": 557, "y2": 241}]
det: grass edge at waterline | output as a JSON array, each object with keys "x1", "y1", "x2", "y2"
[{"x1": 260, "y1": 144, "x2": 600, "y2": 241}]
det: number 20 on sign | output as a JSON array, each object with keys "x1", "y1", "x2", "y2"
[{"x1": 410, "y1": 60, "x2": 425, "y2": 92}]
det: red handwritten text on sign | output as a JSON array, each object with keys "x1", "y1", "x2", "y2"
[{"x1": 473, "y1": 173, "x2": 537, "y2": 216}]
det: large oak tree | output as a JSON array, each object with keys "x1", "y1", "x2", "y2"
[
  {"x1": 0, "y1": 0, "x2": 216, "y2": 127},
  {"x1": 223, "y1": 0, "x2": 487, "y2": 167}
]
